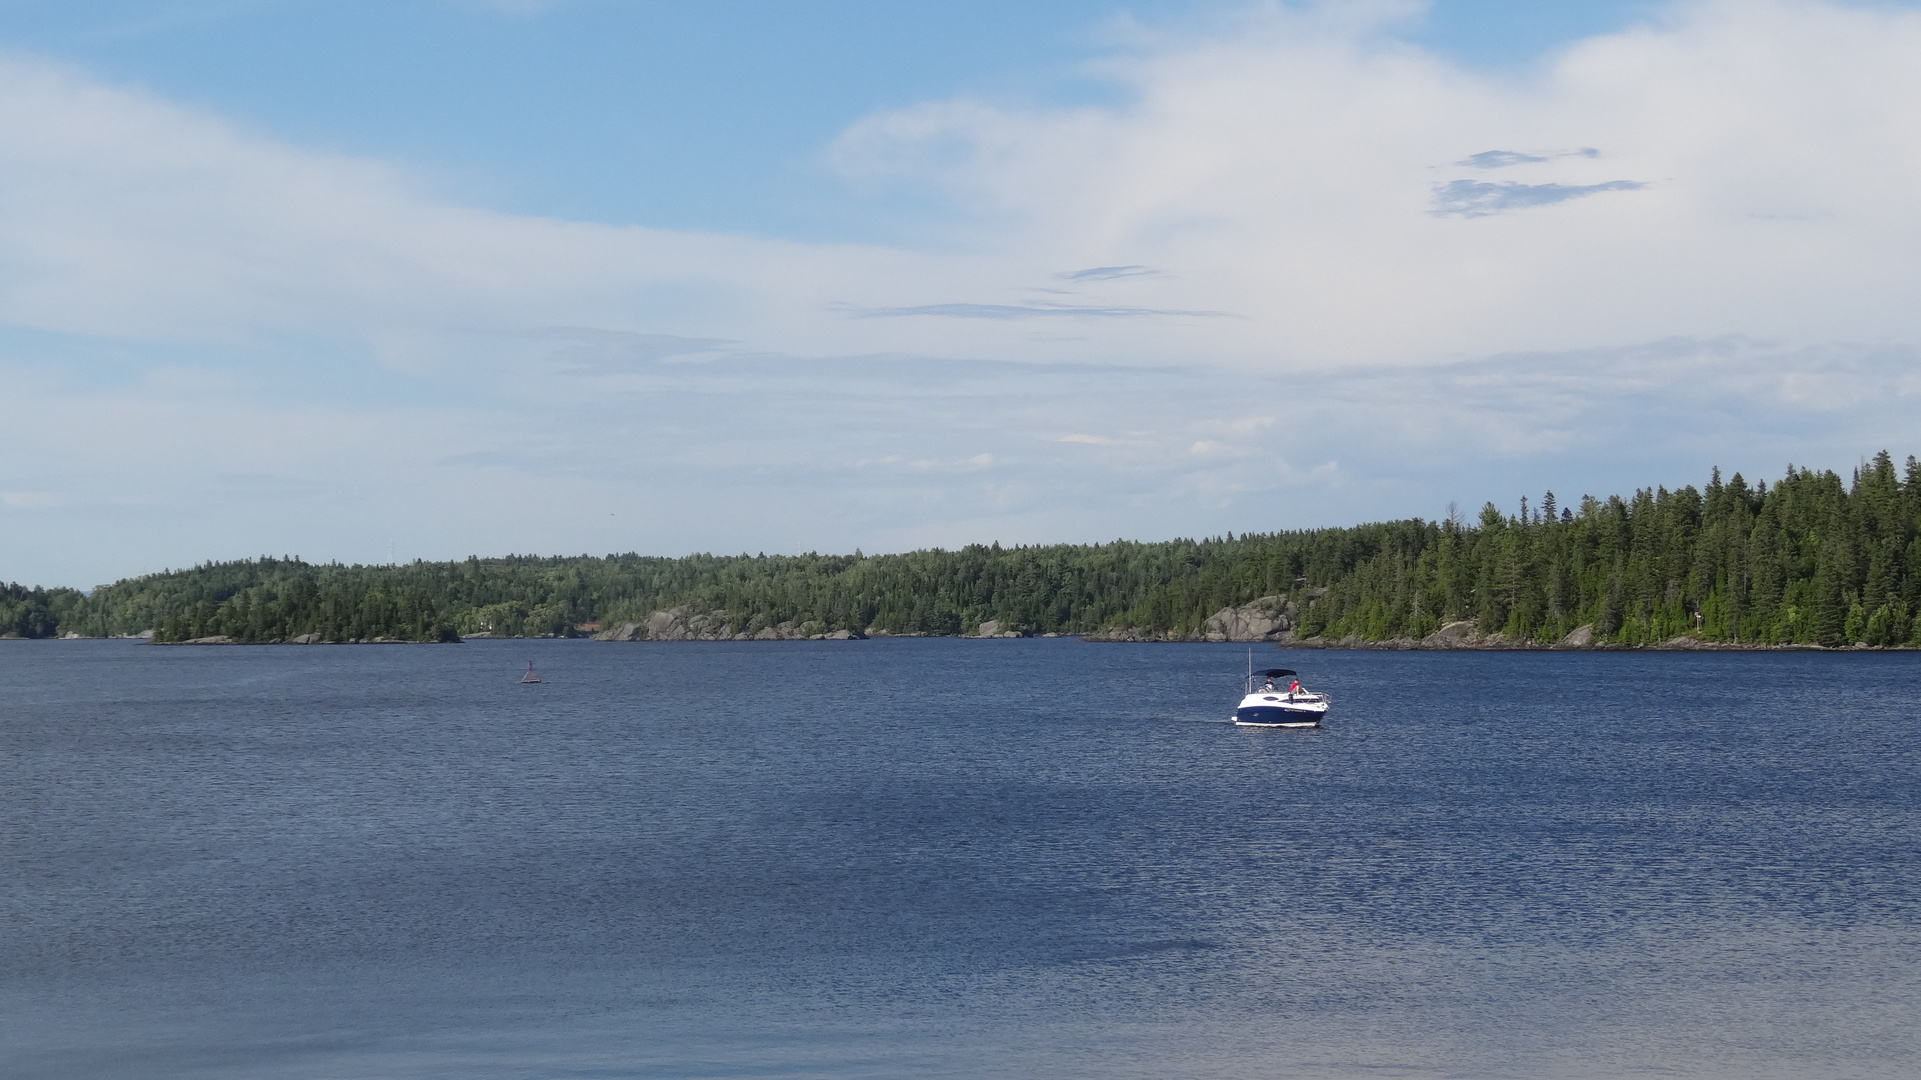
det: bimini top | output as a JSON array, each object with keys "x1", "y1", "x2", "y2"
[{"x1": 1257, "y1": 669, "x2": 1297, "y2": 679}]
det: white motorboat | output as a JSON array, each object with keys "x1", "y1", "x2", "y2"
[{"x1": 1233, "y1": 655, "x2": 1328, "y2": 727}]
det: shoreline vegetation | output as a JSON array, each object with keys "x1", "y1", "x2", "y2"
[{"x1": 5, "y1": 453, "x2": 1920, "y2": 651}]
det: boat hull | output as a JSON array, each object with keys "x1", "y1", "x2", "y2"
[
  {"x1": 1233, "y1": 705, "x2": 1322, "y2": 727},
  {"x1": 1232, "y1": 692, "x2": 1328, "y2": 728}
]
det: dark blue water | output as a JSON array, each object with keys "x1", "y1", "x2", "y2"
[{"x1": 2, "y1": 639, "x2": 1917, "y2": 1079}]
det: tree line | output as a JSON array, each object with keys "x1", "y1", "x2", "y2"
[{"x1": 4, "y1": 452, "x2": 1917, "y2": 647}]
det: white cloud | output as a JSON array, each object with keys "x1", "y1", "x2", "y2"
[
  {"x1": 830, "y1": 0, "x2": 1921, "y2": 365},
  {"x1": 8, "y1": 2, "x2": 1921, "y2": 369},
  {"x1": 4, "y1": 1, "x2": 1921, "y2": 583},
  {"x1": 0, "y1": 52, "x2": 963, "y2": 365}
]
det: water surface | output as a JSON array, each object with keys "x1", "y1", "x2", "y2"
[{"x1": 2, "y1": 639, "x2": 1916, "y2": 1078}]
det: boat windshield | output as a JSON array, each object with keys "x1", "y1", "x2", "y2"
[{"x1": 1251, "y1": 668, "x2": 1307, "y2": 694}]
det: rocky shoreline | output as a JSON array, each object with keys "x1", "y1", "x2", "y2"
[
  {"x1": 1080, "y1": 595, "x2": 1911, "y2": 651},
  {"x1": 121, "y1": 595, "x2": 1912, "y2": 649},
  {"x1": 592, "y1": 606, "x2": 864, "y2": 641},
  {"x1": 157, "y1": 632, "x2": 448, "y2": 645},
  {"x1": 592, "y1": 610, "x2": 1074, "y2": 642}
]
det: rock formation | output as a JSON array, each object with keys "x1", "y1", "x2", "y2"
[
  {"x1": 1087, "y1": 595, "x2": 1296, "y2": 642},
  {"x1": 1202, "y1": 595, "x2": 1293, "y2": 642},
  {"x1": 594, "y1": 607, "x2": 864, "y2": 641},
  {"x1": 1419, "y1": 620, "x2": 1482, "y2": 649}
]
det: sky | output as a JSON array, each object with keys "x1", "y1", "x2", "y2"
[{"x1": 2, "y1": 0, "x2": 1919, "y2": 588}]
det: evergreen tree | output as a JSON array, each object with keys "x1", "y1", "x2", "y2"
[{"x1": 7, "y1": 453, "x2": 1916, "y2": 647}]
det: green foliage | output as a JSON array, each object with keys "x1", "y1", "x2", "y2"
[
  {"x1": 8, "y1": 454, "x2": 1921, "y2": 646},
  {"x1": 0, "y1": 581, "x2": 86, "y2": 638},
  {"x1": 1203, "y1": 451, "x2": 1920, "y2": 647}
]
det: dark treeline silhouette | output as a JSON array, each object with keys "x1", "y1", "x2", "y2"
[{"x1": 5, "y1": 453, "x2": 1918, "y2": 647}]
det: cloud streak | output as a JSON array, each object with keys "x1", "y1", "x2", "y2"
[
  {"x1": 1458, "y1": 148, "x2": 1600, "y2": 169},
  {"x1": 1061, "y1": 265, "x2": 1158, "y2": 281},
  {"x1": 1430, "y1": 179, "x2": 1646, "y2": 217},
  {"x1": 848, "y1": 302, "x2": 1232, "y2": 320}
]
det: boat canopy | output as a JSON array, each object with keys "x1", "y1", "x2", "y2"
[{"x1": 1257, "y1": 669, "x2": 1296, "y2": 678}]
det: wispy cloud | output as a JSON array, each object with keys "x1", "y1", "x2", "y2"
[
  {"x1": 1459, "y1": 150, "x2": 1549, "y2": 169},
  {"x1": 1061, "y1": 265, "x2": 1157, "y2": 281},
  {"x1": 1430, "y1": 179, "x2": 1646, "y2": 217},
  {"x1": 527, "y1": 328, "x2": 736, "y2": 374},
  {"x1": 76, "y1": 0, "x2": 266, "y2": 43},
  {"x1": 847, "y1": 302, "x2": 1231, "y2": 320},
  {"x1": 1458, "y1": 148, "x2": 1600, "y2": 169}
]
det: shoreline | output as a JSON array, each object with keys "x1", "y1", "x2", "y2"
[
  {"x1": 31, "y1": 607, "x2": 1920, "y2": 651},
  {"x1": 109, "y1": 634, "x2": 1917, "y2": 651}
]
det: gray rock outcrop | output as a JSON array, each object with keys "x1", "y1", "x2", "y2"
[
  {"x1": 652, "y1": 607, "x2": 725, "y2": 640},
  {"x1": 1203, "y1": 595, "x2": 1294, "y2": 642},
  {"x1": 1419, "y1": 620, "x2": 1482, "y2": 649},
  {"x1": 1088, "y1": 594, "x2": 1298, "y2": 643},
  {"x1": 595, "y1": 608, "x2": 863, "y2": 641},
  {"x1": 1082, "y1": 625, "x2": 1177, "y2": 642},
  {"x1": 602, "y1": 607, "x2": 732, "y2": 641}
]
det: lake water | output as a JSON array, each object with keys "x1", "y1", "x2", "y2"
[{"x1": 2, "y1": 639, "x2": 1917, "y2": 1079}]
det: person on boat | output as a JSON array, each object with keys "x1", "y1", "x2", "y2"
[
  {"x1": 1288, "y1": 678, "x2": 1302, "y2": 698},
  {"x1": 1261, "y1": 677, "x2": 1275, "y2": 692}
]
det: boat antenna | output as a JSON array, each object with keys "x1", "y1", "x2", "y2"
[{"x1": 1246, "y1": 647, "x2": 1253, "y2": 694}]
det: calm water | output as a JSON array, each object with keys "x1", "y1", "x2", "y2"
[{"x1": 2, "y1": 639, "x2": 1917, "y2": 1079}]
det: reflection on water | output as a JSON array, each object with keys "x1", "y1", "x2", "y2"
[{"x1": 2, "y1": 639, "x2": 1917, "y2": 1078}]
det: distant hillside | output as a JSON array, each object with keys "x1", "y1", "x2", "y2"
[{"x1": 6, "y1": 452, "x2": 1918, "y2": 648}]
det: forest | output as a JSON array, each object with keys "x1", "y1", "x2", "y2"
[{"x1": 4, "y1": 452, "x2": 1918, "y2": 647}]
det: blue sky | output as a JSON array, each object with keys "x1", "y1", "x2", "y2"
[
  {"x1": 0, "y1": 1, "x2": 1654, "y2": 237},
  {"x1": 3, "y1": 0, "x2": 1920, "y2": 586}
]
